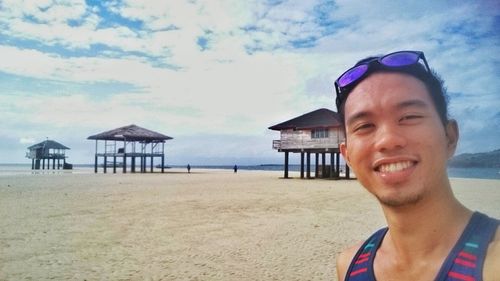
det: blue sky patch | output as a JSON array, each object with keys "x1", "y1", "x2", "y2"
[{"x1": 0, "y1": 71, "x2": 141, "y2": 99}]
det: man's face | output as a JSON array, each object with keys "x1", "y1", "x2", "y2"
[{"x1": 339, "y1": 72, "x2": 458, "y2": 207}]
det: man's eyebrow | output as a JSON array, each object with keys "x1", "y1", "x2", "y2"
[
  {"x1": 396, "y1": 99, "x2": 429, "y2": 109},
  {"x1": 345, "y1": 99, "x2": 429, "y2": 127},
  {"x1": 346, "y1": 111, "x2": 372, "y2": 127}
]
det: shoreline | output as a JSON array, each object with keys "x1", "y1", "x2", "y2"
[{"x1": 0, "y1": 164, "x2": 499, "y2": 180}]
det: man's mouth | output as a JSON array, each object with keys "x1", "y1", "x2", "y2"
[{"x1": 376, "y1": 161, "x2": 415, "y2": 173}]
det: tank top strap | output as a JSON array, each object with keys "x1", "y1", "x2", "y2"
[
  {"x1": 344, "y1": 227, "x2": 388, "y2": 281},
  {"x1": 434, "y1": 212, "x2": 499, "y2": 281}
]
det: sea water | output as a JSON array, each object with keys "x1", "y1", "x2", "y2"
[
  {"x1": 447, "y1": 167, "x2": 500, "y2": 180},
  {"x1": 0, "y1": 164, "x2": 499, "y2": 180}
]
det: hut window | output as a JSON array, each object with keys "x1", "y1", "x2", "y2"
[{"x1": 311, "y1": 128, "x2": 329, "y2": 139}]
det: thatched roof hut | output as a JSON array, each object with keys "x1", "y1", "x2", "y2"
[
  {"x1": 268, "y1": 108, "x2": 349, "y2": 179},
  {"x1": 28, "y1": 140, "x2": 70, "y2": 151},
  {"x1": 87, "y1": 124, "x2": 173, "y2": 173},
  {"x1": 26, "y1": 139, "x2": 71, "y2": 170},
  {"x1": 87, "y1": 124, "x2": 173, "y2": 142},
  {"x1": 268, "y1": 108, "x2": 342, "y2": 131}
]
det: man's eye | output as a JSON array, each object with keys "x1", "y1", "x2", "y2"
[
  {"x1": 353, "y1": 123, "x2": 374, "y2": 132},
  {"x1": 400, "y1": 115, "x2": 423, "y2": 122}
]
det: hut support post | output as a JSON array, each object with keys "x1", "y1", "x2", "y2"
[
  {"x1": 104, "y1": 156, "x2": 107, "y2": 173},
  {"x1": 149, "y1": 154, "x2": 154, "y2": 173},
  {"x1": 104, "y1": 140, "x2": 108, "y2": 173},
  {"x1": 141, "y1": 154, "x2": 147, "y2": 173},
  {"x1": 123, "y1": 154, "x2": 127, "y2": 173},
  {"x1": 346, "y1": 164, "x2": 350, "y2": 179},
  {"x1": 139, "y1": 156, "x2": 142, "y2": 173},
  {"x1": 284, "y1": 151, "x2": 289, "y2": 179},
  {"x1": 161, "y1": 155, "x2": 165, "y2": 173},
  {"x1": 161, "y1": 143, "x2": 165, "y2": 173},
  {"x1": 330, "y1": 153, "x2": 334, "y2": 179},
  {"x1": 94, "y1": 140, "x2": 98, "y2": 173},
  {"x1": 113, "y1": 156, "x2": 117, "y2": 173},
  {"x1": 306, "y1": 152, "x2": 311, "y2": 178},
  {"x1": 322, "y1": 152, "x2": 326, "y2": 178},
  {"x1": 94, "y1": 155, "x2": 98, "y2": 173},
  {"x1": 150, "y1": 144, "x2": 154, "y2": 173},
  {"x1": 300, "y1": 152, "x2": 304, "y2": 179},
  {"x1": 336, "y1": 153, "x2": 340, "y2": 177},
  {"x1": 315, "y1": 153, "x2": 319, "y2": 178},
  {"x1": 143, "y1": 156, "x2": 146, "y2": 173},
  {"x1": 32, "y1": 159, "x2": 35, "y2": 170},
  {"x1": 123, "y1": 141, "x2": 127, "y2": 173}
]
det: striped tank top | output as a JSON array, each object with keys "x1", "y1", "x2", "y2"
[{"x1": 344, "y1": 212, "x2": 499, "y2": 281}]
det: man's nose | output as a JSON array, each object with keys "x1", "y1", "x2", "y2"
[{"x1": 373, "y1": 123, "x2": 407, "y2": 152}]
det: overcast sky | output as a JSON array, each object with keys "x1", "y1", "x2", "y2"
[{"x1": 0, "y1": 0, "x2": 499, "y2": 165}]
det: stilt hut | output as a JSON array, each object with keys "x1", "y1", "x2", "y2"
[
  {"x1": 26, "y1": 140, "x2": 72, "y2": 170},
  {"x1": 87, "y1": 124, "x2": 173, "y2": 173},
  {"x1": 268, "y1": 108, "x2": 350, "y2": 179}
]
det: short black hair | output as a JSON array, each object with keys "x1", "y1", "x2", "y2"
[{"x1": 337, "y1": 57, "x2": 449, "y2": 129}]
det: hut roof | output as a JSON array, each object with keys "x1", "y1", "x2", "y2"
[
  {"x1": 28, "y1": 140, "x2": 70, "y2": 150},
  {"x1": 87, "y1": 124, "x2": 173, "y2": 142},
  {"x1": 268, "y1": 108, "x2": 342, "y2": 131}
]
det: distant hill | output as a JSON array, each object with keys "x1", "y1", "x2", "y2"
[{"x1": 449, "y1": 149, "x2": 500, "y2": 168}]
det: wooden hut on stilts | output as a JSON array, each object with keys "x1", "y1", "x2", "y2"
[
  {"x1": 87, "y1": 124, "x2": 173, "y2": 173},
  {"x1": 26, "y1": 140, "x2": 72, "y2": 170},
  {"x1": 268, "y1": 108, "x2": 350, "y2": 179}
]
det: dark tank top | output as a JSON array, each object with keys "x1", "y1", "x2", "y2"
[{"x1": 344, "y1": 212, "x2": 499, "y2": 281}]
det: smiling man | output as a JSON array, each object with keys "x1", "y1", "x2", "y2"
[{"x1": 334, "y1": 51, "x2": 499, "y2": 281}]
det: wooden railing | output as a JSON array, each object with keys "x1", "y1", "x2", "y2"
[
  {"x1": 272, "y1": 140, "x2": 281, "y2": 150},
  {"x1": 272, "y1": 139, "x2": 340, "y2": 150}
]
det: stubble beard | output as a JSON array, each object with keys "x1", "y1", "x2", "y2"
[{"x1": 375, "y1": 192, "x2": 424, "y2": 208}]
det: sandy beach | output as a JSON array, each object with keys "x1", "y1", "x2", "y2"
[{"x1": 0, "y1": 169, "x2": 499, "y2": 281}]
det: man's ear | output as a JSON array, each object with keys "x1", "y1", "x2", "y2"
[
  {"x1": 445, "y1": 119, "x2": 459, "y2": 159},
  {"x1": 340, "y1": 142, "x2": 351, "y2": 167}
]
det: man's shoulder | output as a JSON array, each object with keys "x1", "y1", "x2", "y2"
[
  {"x1": 336, "y1": 241, "x2": 363, "y2": 281},
  {"x1": 336, "y1": 227, "x2": 388, "y2": 280},
  {"x1": 483, "y1": 226, "x2": 500, "y2": 281}
]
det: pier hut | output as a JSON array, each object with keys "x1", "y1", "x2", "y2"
[
  {"x1": 26, "y1": 140, "x2": 72, "y2": 170},
  {"x1": 268, "y1": 108, "x2": 350, "y2": 179},
  {"x1": 87, "y1": 124, "x2": 173, "y2": 173}
]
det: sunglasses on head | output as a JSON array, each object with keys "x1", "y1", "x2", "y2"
[{"x1": 334, "y1": 50, "x2": 431, "y2": 111}]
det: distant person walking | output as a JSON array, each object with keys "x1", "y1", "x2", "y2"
[
  {"x1": 233, "y1": 165, "x2": 238, "y2": 173},
  {"x1": 187, "y1": 164, "x2": 191, "y2": 173}
]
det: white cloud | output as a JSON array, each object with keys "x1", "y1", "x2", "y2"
[
  {"x1": 0, "y1": 45, "x2": 175, "y2": 86},
  {"x1": 19, "y1": 137, "x2": 36, "y2": 144}
]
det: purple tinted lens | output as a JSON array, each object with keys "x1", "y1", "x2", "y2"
[
  {"x1": 338, "y1": 64, "x2": 368, "y2": 87},
  {"x1": 380, "y1": 52, "x2": 419, "y2": 67}
]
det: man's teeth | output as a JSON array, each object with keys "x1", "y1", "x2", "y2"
[{"x1": 378, "y1": 161, "x2": 413, "y2": 173}]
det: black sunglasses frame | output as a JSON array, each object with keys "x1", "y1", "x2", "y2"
[{"x1": 335, "y1": 51, "x2": 430, "y2": 111}]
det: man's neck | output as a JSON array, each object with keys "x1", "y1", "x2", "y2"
[{"x1": 381, "y1": 189, "x2": 472, "y2": 262}]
